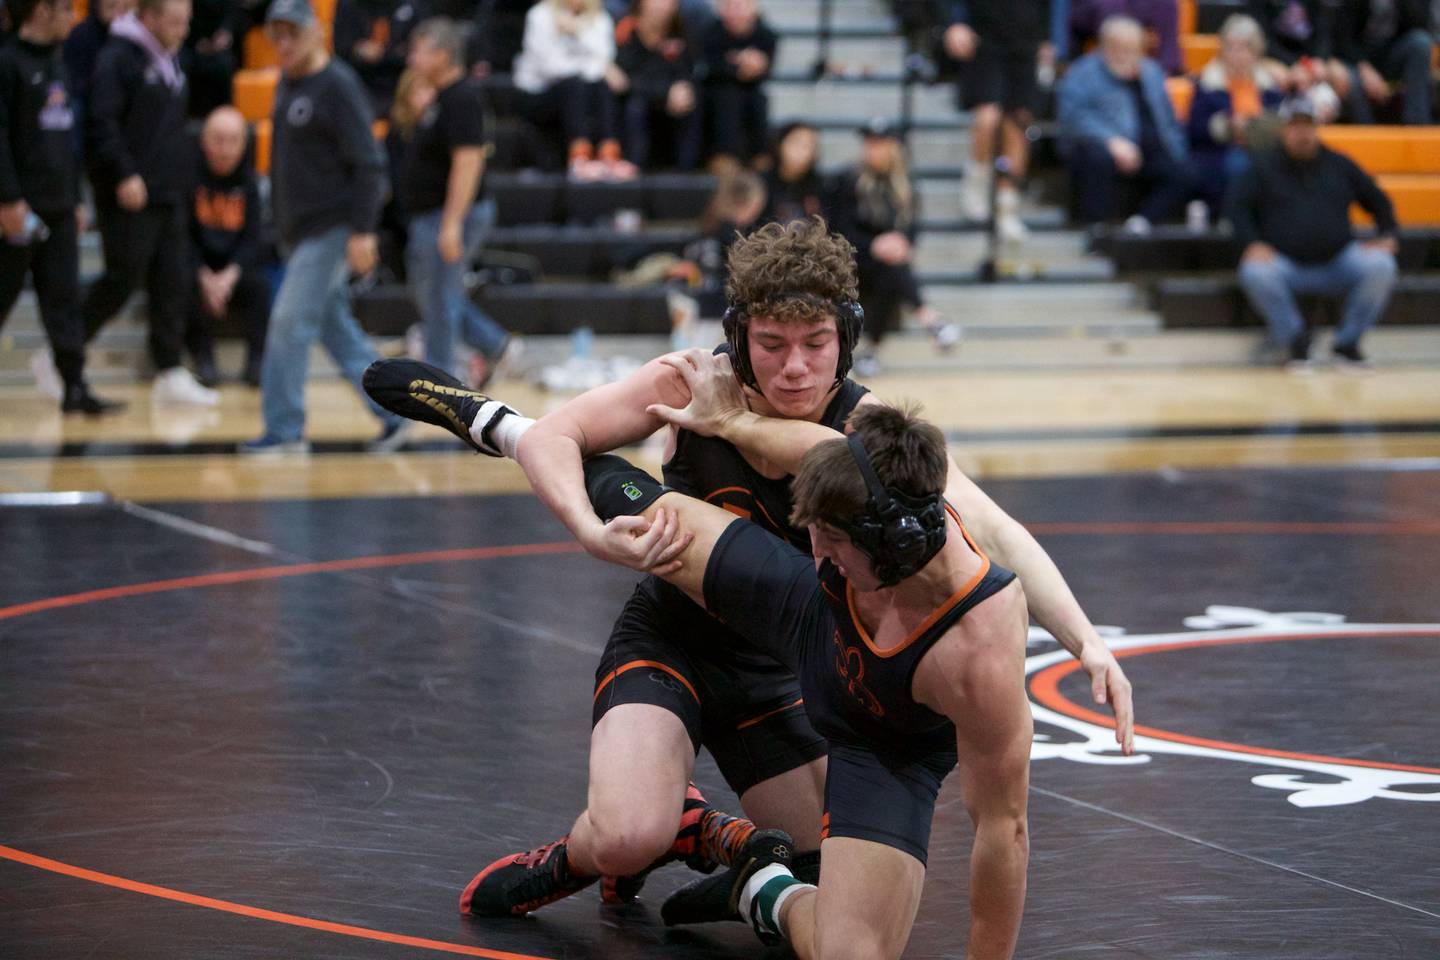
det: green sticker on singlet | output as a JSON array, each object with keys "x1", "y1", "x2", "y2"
[{"x1": 622, "y1": 482, "x2": 643, "y2": 501}]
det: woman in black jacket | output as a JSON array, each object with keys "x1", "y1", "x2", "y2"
[
  {"x1": 612, "y1": 0, "x2": 701, "y2": 170},
  {"x1": 826, "y1": 119, "x2": 947, "y2": 375},
  {"x1": 761, "y1": 122, "x2": 825, "y2": 225}
]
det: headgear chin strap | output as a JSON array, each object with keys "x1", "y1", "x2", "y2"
[
  {"x1": 722, "y1": 296, "x2": 865, "y2": 391},
  {"x1": 838, "y1": 433, "x2": 947, "y2": 587}
]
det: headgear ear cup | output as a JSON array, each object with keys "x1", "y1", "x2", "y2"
[
  {"x1": 842, "y1": 434, "x2": 946, "y2": 587},
  {"x1": 721, "y1": 305, "x2": 758, "y2": 389}
]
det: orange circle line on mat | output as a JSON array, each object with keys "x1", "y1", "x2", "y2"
[
  {"x1": 0, "y1": 845, "x2": 549, "y2": 960},
  {"x1": 1029, "y1": 629, "x2": 1440, "y2": 776},
  {"x1": 0, "y1": 541, "x2": 589, "y2": 959}
]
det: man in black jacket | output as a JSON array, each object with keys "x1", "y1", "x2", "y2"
[
  {"x1": 0, "y1": 0, "x2": 122, "y2": 413},
  {"x1": 82, "y1": 0, "x2": 222, "y2": 405},
  {"x1": 1229, "y1": 94, "x2": 1399, "y2": 368},
  {"x1": 240, "y1": 0, "x2": 406, "y2": 453},
  {"x1": 188, "y1": 105, "x2": 269, "y2": 387}
]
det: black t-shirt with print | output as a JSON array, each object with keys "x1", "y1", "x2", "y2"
[{"x1": 403, "y1": 77, "x2": 487, "y2": 216}]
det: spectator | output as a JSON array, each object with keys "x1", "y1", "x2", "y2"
[
  {"x1": 1245, "y1": 0, "x2": 1353, "y2": 119},
  {"x1": 1228, "y1": 94, "x2": 1399, "y2": 369},
  {"x1": 181, "y1": 0, "x2": 239, "y2": 119},
  {"x1": 379, "y1": 67, "x2": 434, "y2": 279},
  {"x1": 673, "y1": 169, "x2": 765, "y2": 317},
  {"x1": 511, "y1": 0, "x2": 631, "y2": 177},
  {"x1": 334, "y1": 0, "x2": 419, "y2": 114},
  {"x1": 613, "y1": 0, "x2": 701, "y2": 171},
  {"x1": 1188, "y1": 13, "x2": 1284, "y2": 218},
  {"x1": 944, "y1": 0, "x2": 1050, "y2": 241},
  {"x1": 1057, "y1": 15, "x2": 1193, "y2": 231},
  {"x1": 828, "y1": 118, "x2": 944, "y2": 376},
  {"x1": 188, "y1": 106, "x2": 268, "y2": 387},
  {"x1": 762, "y1": 121, "x2": 825, "y2": 224},
  {"x1": 241, "y1": 0, "x2": 407, "y2": 453},
  {"x1": 0, "y1": 0, "x2": 123, "y2": 414},
  {"x1": 404, "y1": 17, "x2": 514, "y2": 386},
  {"x1": 83, "y1": 0, "x2": 220, "y2": 405},
  {"x1": 1070, "y1": 0, "x2": 1181, "y2": 74},
  {"x1": 699, "y1": 0, "x2": 776, "y2": 169},
  {"x1": 63, "y1": 0, "x2": 133, "y2": 139},
  {"x1": 1332, "y1": 0, "x2": 1435, "y2": 124}
]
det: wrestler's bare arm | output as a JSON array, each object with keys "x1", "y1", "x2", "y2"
[{"x1": 515, "y1": 357, "x2": 692, "y2": 570}]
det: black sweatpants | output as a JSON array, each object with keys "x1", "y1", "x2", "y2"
[
  {"x1": 0, "y1": 208, "x2": 87, "y2": 388},
  {"x1": 82, "y1": 200, "x2": 188, "y2": 371}
]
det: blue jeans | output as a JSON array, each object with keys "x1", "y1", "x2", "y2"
[
  {"x1": 406, "y1": 201, "x2": 509, "y2": 378},
  {"x1": 1237, "y1": 241, "x2": 1398, "y2": 349},
  {"x1": 260, "y1": 226, "x2": 396, "y2": 441}
]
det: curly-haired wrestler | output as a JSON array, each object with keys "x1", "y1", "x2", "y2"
[{"x1": 363, "y1": 217, "x2": 1134, "y2": 927}]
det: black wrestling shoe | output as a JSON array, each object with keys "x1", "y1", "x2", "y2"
[
  {"x1": 601, "y1": 781, "x2": 718, "y2": 904},
  {"x1": 660, "y1": 828, "x2": 794, "y2": 942},
  {"x1": 362, "y1": 358, "x2": 515, "y2": 456},
  {"x1": 459, "y1": 835, "x2": 597, "y2": 917}
]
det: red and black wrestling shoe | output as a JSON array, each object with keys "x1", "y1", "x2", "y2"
[{"x1": 459, "y1": 835, "x2": 597, "y2": 917}]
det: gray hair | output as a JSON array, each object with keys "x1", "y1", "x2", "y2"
[
  {"x1": 1219, "y1": 13, "x2": 1265, "y2": 56},
  {"x1": 411, "y1": 16, "x2": 468, "y2": 67},
  {"x1": 1099, "y1": 15, "x2": 1144, "y2": 46}
]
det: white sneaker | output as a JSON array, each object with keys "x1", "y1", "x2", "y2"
[
  {"x1": 961, "y1": 162, "x2": 992, "y2": 221},
  {"x1": 1123, "y1": 215, "x2": 1153, "y2": 236},
  {"x1": 152, "y1": 366, "x2": 221, "y2": 406},
  {"x1": 30, "y1": 350, "x2": 64, "y2": 400},
  {"x1": 996, "y1": 187, "x2": 1029, "y2": 242}
]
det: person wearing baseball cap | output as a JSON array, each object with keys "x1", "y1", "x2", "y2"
[
  {"x1": 1228, "y1": 90, "x2": 1400, "y2": 370},
  {"x1": 240, "y1": 0, "x2": 408, "y2": 453}
]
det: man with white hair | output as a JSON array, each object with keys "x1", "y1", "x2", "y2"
[
  {"x1": 187, "y1": 105, "x2": 269, "y2": 387},
  {"x1": 1057, "y1": 15, "x2": 1193, "y2": 231}
]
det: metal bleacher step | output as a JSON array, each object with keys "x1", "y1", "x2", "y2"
[
  {"x1": 775, "y1": 35, "x2": 907, "y2": 76},
  {"x1": 768, "y1": 78, "x2": 959, "y2": 123}
]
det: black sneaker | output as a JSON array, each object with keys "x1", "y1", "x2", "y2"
[
  {"x1": 362, "y1": 359, "x2": 515, "y2": 456},
  {"x1": 601, "y1": 781, "x2": 718, "y2": 905},
  {"x1": 660, "y1": 828, "x2": 794, "y2": 942},
  {"x1": 61, "y1": 384, "x2": 126, "y2": 416},
  {"x1": 459, "y1": 836, "x2": 597, "y2": 917},
  {"x1": 1332, "y1": 341, "x2": 1372, "y2": 372}
]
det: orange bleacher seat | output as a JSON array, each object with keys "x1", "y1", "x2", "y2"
[
  {"x1": 1179, "y1": 0, "x2": 1197, "y2": 37},
  {"x1": 245, "y1": 27, "x2": 279, "y2": 69},
  {"x1": 1320, "y1": 126, "x2": 1440, "y2": 175},
  {"x1": 1181, "y1": 34, "x2": 1219, "y2": 75},
  {"x1": 233, "y1": 68, "x2": 280, "y2": 123},
  {"x1": 253, "y1": 119, "x2": 272, "y2": 176},
  {"x1": 1166, "y1": 76, "x2": 1194, "y2": 123}
]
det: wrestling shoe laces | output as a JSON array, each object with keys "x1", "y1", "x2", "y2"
[
  {"x1": 362, "y1": 358, "x2": 515, "y2": 457},
  {"x1": 459, "y1": 835, "x2": 597, "y2": 917}
]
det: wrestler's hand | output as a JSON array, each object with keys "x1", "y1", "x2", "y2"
[
  {"x1": 646, "y1": 349, "x2": 749, "y2": 437},
  {"x1": 586, "y1": 507, "x2": 693, "y2": 576},
  {"x1": 1080, "y1": 641, "x2": 1135, "y2": 755}
]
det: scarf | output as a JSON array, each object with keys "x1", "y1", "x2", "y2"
[{"x1": 109, "y1": 12, "x2": 184, "y2": 91}]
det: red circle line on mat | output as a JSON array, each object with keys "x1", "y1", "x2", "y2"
[
  {"x1": 1029, "y1": 629, "x2": 1440, "y2": 776},
  {"x1": 0, "y1": 541, "x2": 590, "y2": 959}
]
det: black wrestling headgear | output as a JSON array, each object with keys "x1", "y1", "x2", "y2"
[
  {"x1": 721, "y1": 295, "x2": 865, "y2": 391},
  {"x1": 837, "y1": 433, "x2": 947, "y2": 587}
]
